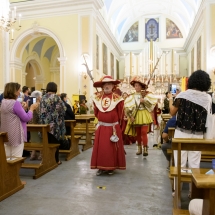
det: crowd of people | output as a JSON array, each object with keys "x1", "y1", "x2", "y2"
[{"x1": 0, "y1": 70, "x2": 213, "y2": 215}]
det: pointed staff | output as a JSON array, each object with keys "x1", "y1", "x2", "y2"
[{"x1": 82, "y1": 55, "x2": 98, "y2": 92}]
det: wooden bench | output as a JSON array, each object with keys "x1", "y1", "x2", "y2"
[
  {"x1": 172, "y1": 209, "x2": 190, "y2": 215},
  {"x1": 172, "y1": 138, "x2": 215, "y2": 209},
  {"x1": 22, "y1": 124, "x2": 59, "y2": 179},
  {"x1": 167, "y1": 127, "x2": 215, "y2": 162},
  {"x1": 0, "y1": 132, "x2": 25, "y2": 202},
  {"x1": 59, "y1": 120, "x2": 81, "y2": 161},
  {"x1": 74, "y1": 115, "x2": 95, "y2": 151}
]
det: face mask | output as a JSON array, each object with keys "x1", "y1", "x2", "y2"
[{"x1": 17, "y1": 98, "x2": 23, "y2": 103}]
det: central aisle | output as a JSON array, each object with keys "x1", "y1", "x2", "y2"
[{"x1": 0, "y1": 132, "x2": 173, "y2": 215}]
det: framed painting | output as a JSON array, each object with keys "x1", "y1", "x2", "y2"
[
  {"x1": 96, "y1": 35, "x2": 99, "y2": 70},
  {"x1": 103, "y1": 43, "x2": 107, "y2": 75},
  {"x1": 166, "y1": 18, "x2": 183, "y2": 39},
  {"x1": 123, "y1": 22, "x2": 139, "y2": 43},
  {"x1": 110, "y1": 53, "x2": 114, "y2": 78},
  {"x1": 116, "y1": 59, "x2": 119, "y2": 80},
  {"x1": 191, "y1": 48, "x2": 194, "y2": 73},
  {"x1": 197, "y1": 36, "x2": 201, "y2": 70}
]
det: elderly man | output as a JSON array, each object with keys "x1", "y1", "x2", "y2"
[{"x1": 91, "y1": 76, "x2": 126, "y2": 176}]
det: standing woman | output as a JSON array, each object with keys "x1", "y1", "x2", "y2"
[
  {"x1": 60, "y1": 93, "x2": 75, "y2": 135},
  {"x1": 124, "y1": 76, "x2": 157, "y2": 156},
  {"x1": 40, "y1": 82, "x2": 66, "y2": 165},
  {"x1": 1, "y1": 82, "x2": 38, "y2": 157},
  {"x1": 168, "y1": 70, "x2": 212, "y2": 170}
]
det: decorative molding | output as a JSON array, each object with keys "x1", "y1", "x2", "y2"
[
  {"x1": 183, "y1": 0, "x2": 206, "y2": 52},
  {"x1": 96, "y1": 13, "x2": 123, "y2": 58},
  {"x1": 10, "y1": 0, "x2": 104, "y2": 20},
  {"x1": 10, "y1": 26, "x2": 66, "y2": 62}
]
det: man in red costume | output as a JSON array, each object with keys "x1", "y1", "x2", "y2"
[{"x1": 91, "y1": 76, "x2": 126, "y2": 176}]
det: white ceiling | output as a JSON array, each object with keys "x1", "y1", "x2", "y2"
[{"x1": 102, "y1": 0, "x2": 202, "y2": 41}]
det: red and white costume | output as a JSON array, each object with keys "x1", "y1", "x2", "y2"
[{"x1": 90, "y1": 77, "x2": 126, "y2": 171}]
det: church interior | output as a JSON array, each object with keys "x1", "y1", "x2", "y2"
[{"x1": 1, "y1": 0, "x2": 215, "y2": 215}]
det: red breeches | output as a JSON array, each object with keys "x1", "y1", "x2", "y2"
[{"x1": 136, "y1": 126, "x2": 148, "y2": 146}]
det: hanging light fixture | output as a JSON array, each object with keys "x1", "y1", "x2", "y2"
[{"x1": 0, "y1": 0, "x2": 22, "y2": 35}]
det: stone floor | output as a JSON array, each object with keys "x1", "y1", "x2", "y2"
[{"x1": 0, "y1": 131, "x2": 175, "y2": 215}]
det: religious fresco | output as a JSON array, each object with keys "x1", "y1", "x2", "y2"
[
  {"x1": 145, "y1": 19, "x2": 159, "y2": 42},
  {"x1": 191, "y1": 48, "x2": 194, "y2": 73},
  {"x1": 197, "y1": 36, "x2": 201, "y2": 70},
  {"x1": 110, "y1": 53, "x2": 114, "y2": 78},
  {"x1": 166, "y1": 18, "x2": 183, "y2": 39},
  {"x1": 96, "y1": 35, "x2": 99, "y2": 70},
  {"x1": 116, "y1": 60, "x2": 119, "y2": 80},
  {"x1": 103, "y1": 43, "x2": 108, "y2": 75},
  {"x1": 123, "y1": 22, "x2": 138, "y2": 43}
]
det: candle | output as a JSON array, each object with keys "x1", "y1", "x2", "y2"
[{"x1": 18, "y1": 14, "x2": 21, "y2": 26}]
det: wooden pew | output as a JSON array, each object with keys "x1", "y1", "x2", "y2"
[
  {"x1": 0, "y1": 132, "x2": 25, "y2": 202},
  {"x1": 171, "y1": 138, "x2": 215, "y2": 209},
  {"x1": 167, "y1": 127, "x2": 215, "y2": 163},
  {"x1": 59, "y1": 120, "x2": 81, "y2": 161},
  {"x1": 74, "y1": 115, "x2": 95, "y2": 151},
  {"x1": 21, "y1": 124, "x2": 59, "y2": 179}
]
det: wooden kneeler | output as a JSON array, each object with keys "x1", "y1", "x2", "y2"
[{"x1": 0, "y1": 132, "x2": 25, "y2": 202}]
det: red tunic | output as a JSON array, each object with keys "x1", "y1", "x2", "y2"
[{"x1": 91, "y1": 92, "x2": 126, "y2": 170}]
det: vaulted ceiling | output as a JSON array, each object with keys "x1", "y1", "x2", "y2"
[{"x1": 103, "y1": 0, "x2": 202, "y2": 41}]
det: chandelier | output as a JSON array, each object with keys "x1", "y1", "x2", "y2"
[{"x1": 0, "y1": 0, "x2": 21, "y2": 36}]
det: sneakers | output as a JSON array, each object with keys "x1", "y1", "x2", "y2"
[
  {"x1": 108, "y1": 170, "x2": 114, "y2": 175},
  {"x1": 96, "y1": 169, "x2": 104, "y2": 176},
  {"x1": 96, "y1": 170, "x2": 114, "y2": 176}
]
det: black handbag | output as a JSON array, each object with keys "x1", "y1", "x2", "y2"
[{"x1": 59, "y1": 137, "x2": 71, "y2": 150}]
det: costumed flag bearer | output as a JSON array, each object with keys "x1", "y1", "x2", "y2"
[
  {"x1": 90, "y1": 76, "x2": 126, "y2": 176},
  {"x1": 124, "y1": 76, "x2": 157, "y2": 156}
]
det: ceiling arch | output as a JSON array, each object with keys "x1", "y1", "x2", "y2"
[{"x1": 103, "y1": 0, "x2": 202, "y2": 41}]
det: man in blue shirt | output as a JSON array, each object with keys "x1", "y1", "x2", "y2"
[{"x1": 161, "y1": 115, "x2": 176, "y2": 165}]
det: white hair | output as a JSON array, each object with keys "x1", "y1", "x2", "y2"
[{"x1": 31, "y1": 90, "x2": 42, "y2": 98}]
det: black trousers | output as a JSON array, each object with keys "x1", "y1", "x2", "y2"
[{"x1": 47, "y1": 133, "x2": 60, "y2": 163}]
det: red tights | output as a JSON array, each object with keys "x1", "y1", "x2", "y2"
[{"x1": 136, "y1": 126, "x2": 148, "y2": 146}]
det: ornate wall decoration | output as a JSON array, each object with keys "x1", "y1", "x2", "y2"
[
  {"x1": 123, "y1": 22, "x2": 139, "y2": 43},
  {"x1": 96, "y1": 35, "x2": 99, "y2": 70},
  {"x1": 191, "y1": 48, "x2": 194, "y2": 73},
  {"x1": 102, "y1": 43, "x2": 107, "y2": 75},
  {"x1": 110, "y1": 53, "x2": 114, "y2": 77},
  {"x1": 145, "y1": 18, "x2": 159, "y2": 42},
  {"x1": 197, "y1": 36, "x2": 201, "y2": 70},
  {"x1": 166, "y1": 19, "x2": 183, "y2": 39}
]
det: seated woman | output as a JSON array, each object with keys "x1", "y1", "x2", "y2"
[
  {"x1": 40, "y1": 82, "x2": 66, "y2": 165},
  {"x1": 60, "y1": 93, "x2": 75, "y2": 135},
  {"x1": 28, "y1": 91, "x2": 43, "y2": 160}
]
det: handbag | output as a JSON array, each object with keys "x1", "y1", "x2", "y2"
[
  {"x1": 59, "y1": 136, "x2": 71, "y2": 150},
  {"x1": 204, "y1": 113, "x2": 215, "y2": 139}
]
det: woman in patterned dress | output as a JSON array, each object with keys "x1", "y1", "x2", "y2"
[{"x1": 40, "y1": 82, "x2": 66, "y2": 165}]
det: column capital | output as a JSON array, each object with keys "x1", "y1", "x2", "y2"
[{"x1": 57, "y1": 57, "x2": 67, "y2": 66}]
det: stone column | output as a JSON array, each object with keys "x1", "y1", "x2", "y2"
[{"x1": 57, "y1": 57, "x2": 67, "y2": 93}]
